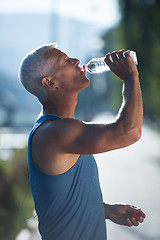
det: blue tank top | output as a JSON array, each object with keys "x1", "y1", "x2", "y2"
[{"x1": 28, "y1": 114, "x2": 107, "y2": 240}]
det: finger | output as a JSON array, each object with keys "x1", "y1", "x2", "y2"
[
  {"x1": 138, "y1": 217, "x2": 144, "y2": 223},
  {"x1": 105, "y1": 53, "x2": 113, "y2": 66},
  {"x1": 111, "y1": 51, "x2": 118, "y2": 62},
  {"x1": 127, "y1": 218, "x2": 133, "y2": 227},
  {"x1": 117, "y1": 49, "x2": 125, "y2": 59},
  {"x1": 133, "y1": 209, "x2": 146, "y2": 219},
  {"x1": 124, "y1": 50, "x2": 131, "y2": 58},
  {"x1": 132, "y1": 218, "x2": 139, "y2": 227},
  {"x1": 140, "y1": 210, "x2": 146, "y2": 219}
]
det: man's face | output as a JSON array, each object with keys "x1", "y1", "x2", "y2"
[{"x1": 44, "y1": 47, "x2": 90, "y2": 94}]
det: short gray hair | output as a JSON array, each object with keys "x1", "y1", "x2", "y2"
[{"x1": 19, "y1": 42, "x2": 58, "y2": 103}]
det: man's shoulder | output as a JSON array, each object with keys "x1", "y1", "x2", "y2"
[
  {"x1": 41, "y1": 118, "x2": 84, "y2": 135},
  {"x1": 32, "y1": 118, "x2": 82, "y2": 143}
]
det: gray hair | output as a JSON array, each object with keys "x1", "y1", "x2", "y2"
[{"x1": 19, "y1": 42, "x2": 58, "y2": 103}]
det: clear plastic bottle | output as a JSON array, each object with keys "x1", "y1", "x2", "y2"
[{"x1": 82, "y1": 51, "x2": 138, "y2": 74}]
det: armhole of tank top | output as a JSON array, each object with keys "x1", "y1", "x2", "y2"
[
  {"x1": 28, "y1": 120, "x2": 45, "y2": 165},
  {"x1": 28, "y1": 115, "x2": 83, "y2": 176},
  {"x1": 28, "y1": 115, "x2": 61, "y2": 168}
]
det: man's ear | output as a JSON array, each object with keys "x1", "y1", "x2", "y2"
[{"x1": 41, "y1": 76, "x2": 56, "y2": 89}]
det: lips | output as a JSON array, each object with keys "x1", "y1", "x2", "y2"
[{"x1": 77, "y1": 66, "x2": 83, "y2": 73}]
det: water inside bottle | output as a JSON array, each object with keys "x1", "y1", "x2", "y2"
[{"x1": 81, "y1": 51, "x2": 138, "y2": 74}]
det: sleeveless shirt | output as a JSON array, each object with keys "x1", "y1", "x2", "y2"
[{"x1": 28, "y1": 114, "x2": 107, "y2": 240}]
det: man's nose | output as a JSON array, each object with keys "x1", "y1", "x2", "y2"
[{"x1": 72, "y1": 58, "x2": 80, "y2": 66}]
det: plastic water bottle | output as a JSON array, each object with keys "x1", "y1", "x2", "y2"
[{"x1": 82, "y1": 51, "x2": 138, "y2": 74}]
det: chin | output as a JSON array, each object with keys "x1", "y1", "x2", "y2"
[
  {"x1": 82, "y1": 73, "x2": 90, "y2": 82},
  {"x1": 81, "y1": 77, "x2": 90, "y2": 90}
]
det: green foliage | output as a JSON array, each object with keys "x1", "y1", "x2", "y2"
[
  {"x1": 0, "y1": 148, "x2": 35, "y2": 240},
  {"x1": 103, "y1": 0, "x2": 160, "y2": 126}
]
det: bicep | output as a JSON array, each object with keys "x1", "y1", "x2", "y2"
[{"x1": 46, "y1": 118, "x2": 137, "y2": 155}]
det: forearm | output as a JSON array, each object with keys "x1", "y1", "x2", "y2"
[
  {"x1": 103, "y1": 203, "x2": 113, "y2": 219},
  {"x1": 116, "y1": 75, "x2": 143, "y2": 135}
]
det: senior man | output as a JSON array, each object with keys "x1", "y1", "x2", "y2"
[{"x1": 19, "y1": 43, "x2": 145, "y2": 240}]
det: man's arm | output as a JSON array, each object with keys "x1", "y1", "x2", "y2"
[
  {"x1": 107, "y1": 50, "x2": 143, "y2": 142},
  {"x1": 43, "y1": 50, "x2": 143, "y2": 155},
  {"x1": 103, "y1": 203, "x2": 146, "y2": 227}
]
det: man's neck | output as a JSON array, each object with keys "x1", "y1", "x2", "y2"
[{"x1": 42, "y1": 94, "x2": 77, "y2": 119}]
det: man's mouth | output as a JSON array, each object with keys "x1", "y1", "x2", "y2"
[
  {"x1": 77, "y1": 66, "x2": 84, "y2": 73},
  {"x1": 78, "y1": 66, "x2": 86, "y2": 73}
]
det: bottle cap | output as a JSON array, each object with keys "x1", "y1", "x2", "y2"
[
  {"x1": 133, "y1": 210, "x2": 142, "y2": 220},
  {"x1": 82, "y1": 65, "x2": 86, "y2": 72}
]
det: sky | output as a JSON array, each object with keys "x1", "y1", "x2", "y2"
[{"x1": 0, "y1": 0, "x2": 120, "y2": 28}]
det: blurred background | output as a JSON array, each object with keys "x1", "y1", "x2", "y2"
[{"x1": 0, "y1": 0, "x2": 160, "y2": 239}]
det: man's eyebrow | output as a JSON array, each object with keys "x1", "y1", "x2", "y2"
[
  {"x1": 62, "y1": 53, "x2": 68, "y2": 59},
  {"x1": 58, "y1": 53, "x2": 68, "y2": 63}
]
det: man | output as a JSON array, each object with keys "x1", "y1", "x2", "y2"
[{"x1": 19, "y1": 43, "x2": 145, "y2": 240}]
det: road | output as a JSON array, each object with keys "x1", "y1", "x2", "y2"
[{"x1": 93, "y1": 113, "x2": 160, "y2": 240}]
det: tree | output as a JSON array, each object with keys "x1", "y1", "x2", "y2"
[
  {"x1": 0, "y1": 148, "x2": 34, "y2": 240},
  {"x1": 103, "y1": 0, "x2": 160, "y2": 127}
]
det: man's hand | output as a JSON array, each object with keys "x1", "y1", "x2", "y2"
[
  {"x1": 104, "y1": 203, "x2": 146, "y2": 227},
  {"x1": 105, "y1": 50, "x2": 139, "y2": 81}
]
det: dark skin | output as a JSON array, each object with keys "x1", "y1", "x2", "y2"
[
  {"x1": 104, "y1": 203, "x2": 145, "y2": 226},
  {"x1": 31, "y1": 47, "x2": 145, "y2": 227}
]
